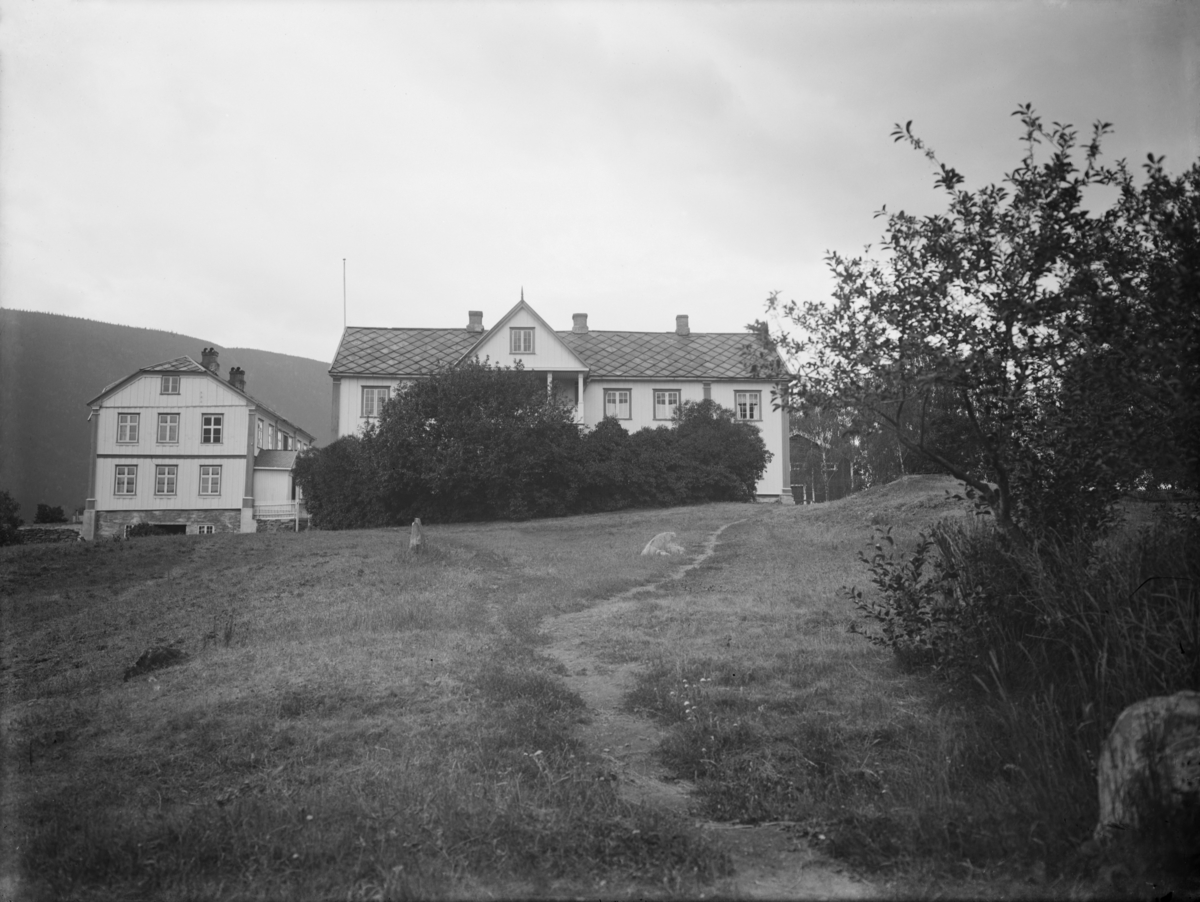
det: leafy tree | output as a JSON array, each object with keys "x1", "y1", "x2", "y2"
[
  {"x1": 293, "y1": 436, "x2": 389, "y2": 530},
  {"x1": 34, "y1": 503, "x2": 67, "y2": 524},
  {"x1": 0, "y1": 490, "x2": 22, "y2": 545},
  {"x1": 756, "y1": 105, "x2": 1199, "y2": 541}
]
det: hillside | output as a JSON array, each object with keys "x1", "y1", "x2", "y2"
[{"x1": 0, "y1": 309, "x2": 333, "y2": 518}]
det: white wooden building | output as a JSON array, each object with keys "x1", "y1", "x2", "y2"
[
  {"x1": 81, "y1": 349, "x2": 315, "y2": 539},
  {"x1": 329, "y1": 297, "x2": 793, "y2": 501}
]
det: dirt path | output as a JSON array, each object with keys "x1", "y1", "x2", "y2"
[{"x1": 543, "y1": 519, "x2": 876, "y2": 900}]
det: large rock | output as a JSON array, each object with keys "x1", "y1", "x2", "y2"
[
  {"x1": 1093, "y1": 690, "x2": 1200, "y2": 844},
  {"x1": 641, "y1": 531, "x2": 685, "y2": 556}
]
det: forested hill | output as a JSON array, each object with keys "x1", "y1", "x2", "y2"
[{"x1": 0, "y1": 309, "x2": 333, "y2": 519}]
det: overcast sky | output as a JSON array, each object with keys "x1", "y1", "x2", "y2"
[{"x1": 2, "y1": 0, "x2": 1196, "y2": 363}]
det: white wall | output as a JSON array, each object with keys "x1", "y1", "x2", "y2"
[
  {"x1": 98, "y1": 373, "x2": 249, "y2": 457},
  {"x1": 95, "y1": 457, "x2": 247, "y2": 511},
  {"x1": 253, "y1": 469, "x2": 293, "y2": 505},
  {"x1": 468, "y1": 307, "x2": 587, "y2": 371}
]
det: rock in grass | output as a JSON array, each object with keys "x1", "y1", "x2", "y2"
[
  {"x1": 123, "y1": 646, "x2": 189, "y2": 681},
  {"x1": 1092, "y1": 690, "x2": 1200, "y2": 845},
  {"x1": 641, "y1": 531, "x2": 685, "y2": 556},
  {"x1": 409, "y1": 518, "x2": 424, "y2": 554}
]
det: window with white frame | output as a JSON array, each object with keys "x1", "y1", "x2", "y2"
[
  {"x1": 201, "y1": 414, "x2": 223, "y2": 444},
  {"x1": 281, "y1": 432, "x2": 292, "y2": 451},
  {"x1": 267, "y1": 423, "x2": 276, "y2": 449},
  {"x1": 256, "y1": 418, "x2": 264, "y2": 449},
  {"x1": 155, "y1": 465, "x2": 178, "y2": 495},
  {"x1": 734, "y1": 391, "x2": 761, "y2": 421},
  {"x1": 199, "y1": 465, "x2": 221, "y2": 495},
  {"x1": 161, "y1": 375, "x2": 180, "y2": 394},
  {"x1": 510, "y1": 328, "x2": 535, "y2": 354},
  {"x1": 117, "y1": 413, "x2": 139, "y2": 443},
  {"x1": 654, "y1": 390, "x2": 680, "y2": 420},
  {"x1": 115, "y1": 465, "x2": 137, "y2": 495},
  {"x1": 157, "y1": 413, "x2": 179, "y2": 443},
  {"x1": 196, "y1": 524, "x2": 215, "y2": 535},
  {"x1": 362, "y1": 386, "x2": 389, "y2": 418},
  {"x1": 604, "y1": 389, "x2": 631, "y2": 419}
]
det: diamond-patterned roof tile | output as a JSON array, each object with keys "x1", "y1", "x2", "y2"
[{"x1": 330, "y1": 328, "x2": 479, "y2": 375}]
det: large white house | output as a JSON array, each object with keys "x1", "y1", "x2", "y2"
[
  {"x1": 329, "y1": 298, "x2": 793, "y2": 501},
  {"x1": 81, "y1": 349, "x2": 315, "y2": 539}
]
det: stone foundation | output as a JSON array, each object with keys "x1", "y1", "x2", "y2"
[
  {"x1": 95, "y1": 509, "x2": 242, "y2": 538},
  {"x1": 255, "y1": 517, "x2": 311, "y2": 533}
]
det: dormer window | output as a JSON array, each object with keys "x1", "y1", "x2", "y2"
[
  {"x1": 510, "y1": 328, "x2": 535, "y2": 354},
  {"x1": 161, "y1": 375, "x2": 180, "y2": 394}
]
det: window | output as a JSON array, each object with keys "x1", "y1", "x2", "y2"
[
  {"x1": 281, "y1": 433, "x2": 292, "y2": 451},
  {"x1": 510, "y1": 328, "x2": 535, "y2": 354},
  {"x1": 157, "y1": 413, "x2": 179, "y2": 443},
  {"x1": 734, "y1": 391, "x2": 761, "y2": 421},
  {"x1": 362, "y1": 386, "x2": 389, "y2": 418},
  {"x1": 161, "y1": 375, "x2": 180, "y2": 394},
  {"x1": 196, "y1": 524, "x2": 215, "y2": 535},
  {"x1": 256, "y1": 418, "x2": 264, "y2": 449},
  {"x1": 155, "y1": 465, "x2": 178, "y2": 495},
  {"x1": 199, "y1": 465, "x2": 221, "y2": 495},
  {"x1": 117, "y1": 413, "x2": 139, "y2": 443},
  {"x1": 115, "y1": 465, "x2": 137, "y2": 495},
  {"x1": 604, "y1": 389, "x2": 631, "y2": 419},
  {"x1": 201, "y1": 414, "x2": 223, "y2": 444},
  {"x1": 267, "y1": 423, "x2": 276, "y2": 449},
  {"x1": 654, "y1": 390, "x2": 681, "y2": 420}
]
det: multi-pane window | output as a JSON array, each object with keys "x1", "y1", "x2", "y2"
[
  {"x1": 604, "y1": 389, "x2": 631, "y2": 419},
  {"x1": 281, "y1": 433, "x2": 292, "y2": 451},
  {"x1": 734, "y1": 391, "x2": 761, "y2": 421},
  {"x1": 199, "y1": 465, "x2": 221, "y2": 495},
  {"x1": 161, "y1": 375, "x2": 180, "y2": 394},
  {"x1": 117, "y1": 413, "x2": 139, "y2": 443},
  {"x1": 155, "y1": 465, "x2": 178, "y2": 495},
  {"x1": 654, "y1": 390, "x2": 681, "y2": 420},
  {"x1": 201, "y1": 414, "x2": 223, "y2": 444},
  {"x1": 362, "y1": 387, "x2": 390, "y2": 418},
  {"x1": 267, "y1": 423, "x2": 276, "y2": 449},
  {"x1": 510, "y1": 328, "x2": 535, "y2": 354},
  {"x1": 157, "y1": 413, "x2": 179, "y2": 443},
  {"x1": 256, "y1": 418, "x2": 264, "y2": 449},
  {"x1": 115, "y1": 465, "x2": 137, "y2": 495},
  {"x1": 196, "y1": 525, "x2": 215, "y2": 535}
]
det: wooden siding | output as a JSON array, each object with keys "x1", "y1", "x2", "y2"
[
  {"x1": 334, "y1": 375, "x2": 416, "y2": 436},
  {"x1": 253, "y1": 469, "x2": 293, "y2": 505},
  {"x1": 94, "y1": 457, "x2": 248, "y2": 511},
  {"x1": 98, "y1": 374, "x2": 250, "y2": 456}
]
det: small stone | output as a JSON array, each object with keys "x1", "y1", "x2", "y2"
[
  {"x1": 123, "y1": 645, "x2": 189, "y2": 681},
  {"x1": 641, "y1": 531, "x2": 686, "y2": 556}
]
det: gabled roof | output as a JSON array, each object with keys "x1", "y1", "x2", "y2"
[
  {"x1": 87, "y1": 356, "x2": 314, "y2": 441},
  {"x1": 558, "y1": 330, "x2": 764, "y2": 380},
  {"x1": 455, "y1": 299, "x2": 588, "y2": 371},
  {"x1": 329, "y1": 328, "x2": 478, "y2": 376},
  {"x1": 254, "y1": 450, "x2": 299, "y2": 470}
]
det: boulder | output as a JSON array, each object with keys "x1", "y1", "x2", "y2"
[
  {"x1": 1093, "y1": 690, "x2": 1200, "y2": 844},
  {"x1": 123, "y1": 645, "x2": 189, "y2": 681},
  {"x1": 409, "y1": 518, "x2": 424, "y2": 554},
  {"x1": 641, "y1": 531, "x2": 686, "y2": 556}
]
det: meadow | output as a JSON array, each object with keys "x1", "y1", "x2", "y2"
[{"x1": 1, "y1": 477, "x2": 1141, "y2": 899}]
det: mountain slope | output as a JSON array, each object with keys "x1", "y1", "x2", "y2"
[{"x1": 0, "y1": 309, "x2": 333, "y2": 518}]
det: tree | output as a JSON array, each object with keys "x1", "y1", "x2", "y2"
[
  {"x1": 756, "y1": 105, "x2": 1199, "y2": 541},
  {"x1": 0, "y1": 490, "x2": 23, "y2": 545},
  {"x1": 35, "y1": 503, "x2": 67, "y2": 524}
]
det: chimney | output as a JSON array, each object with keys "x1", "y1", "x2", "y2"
[
  {"x1": 466, "y1": 311, "x2": 484, "y2": 333},
  {"x1": 228, "y1": 366, "x2": 246, "y2": 392},
  {"x1": 201, "y1": 347, "x2": 220, "y2": 373},
  {"x1": 572, "y1": 313, "x2": 589, "y2": 334},
  {"x1": 675, "y1": 315, "x2": 690, "y2": 336}
]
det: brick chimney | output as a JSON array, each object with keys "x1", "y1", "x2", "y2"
[
  {"x1": 572, "y1": 313, "x2": 589, "y2": 334},
  {"x1": 467, "y1": 311, "x2": 484, "y2": 333},
  {"x1": 228, "y1": 366, "x2": 246, "y2": 392},
  {"x1": 675, "y1": 315, "x2": 690, "y2": 336},
  {"x1": 201, "y1": 347, "x2": 220, "y2": 373}
]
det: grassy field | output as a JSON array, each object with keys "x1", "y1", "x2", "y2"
[{"x1": 2, "y1": 478, "x2": 1121, "y2": 899}]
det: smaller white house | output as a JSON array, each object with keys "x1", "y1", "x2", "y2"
[{"x1": 81, "y1": 349, "x2": 315, "y2": 539}]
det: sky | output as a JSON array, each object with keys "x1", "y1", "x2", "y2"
[{"x1": 1, "y1": 0, "x2": 1196, "y2": 364}]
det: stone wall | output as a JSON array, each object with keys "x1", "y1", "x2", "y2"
[
  {"x1": 18, "y1": 526, "x2": 83, "y2": 544},
  {"x1": 96, "y1": 509, "x2": 242, "y2": 538},
  {"x1": 255, "y1": 517, "x2": 312, "y2": 534}
]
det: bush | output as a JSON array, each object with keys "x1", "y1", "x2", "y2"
[
  {"x1": 0, "y1": 490, "x2": 22, "y2": 545},
  {"x1": 34, "y1": 504, "x2": 67, "y2": 524},
  {"x1": 295, "y1": 364, "x2": 772, "y2": 529}
]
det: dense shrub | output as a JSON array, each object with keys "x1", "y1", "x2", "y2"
[
  {"x1": 34, "y1": 503, "x2": 67, "y2": 524},
  {"x1": 293, "y1": 437, "x2": 388, "y2": 530},
  {"x1": 0, "y1": 490, "x2": 23, "y2": 546},
  {"x1": 295, "y1": 364, "x2": 772, "y2": 528}
]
